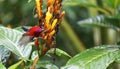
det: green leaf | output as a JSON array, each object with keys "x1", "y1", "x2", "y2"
[
  {"x1": 115, "y1": 51, "x2": 120, "y2": 64},
  {"x1": 0, "y1": 45, "x2": 11, "y2": 64},
  {"x1": 103, "y1": 0, "x2": 120, "y2": 9},
  {"x1": 63, "y1": 0, "x2": 110, "y2": 15},
  {"x1": 37, "y1": 64, "x2": 59, "y2": 69},
  {"x1": 63, "y1": 0, "x2": 96, "y2": 7},
  {"x1": 8, "y1": 60, "x2": 23, "y2": 69},
  {"x1": 105, "y1": 16, "x2": 120, "y2": 27},
  {"x1": 14, "y1": 27, "x2": 25, "y2": 33},
  {"x1": 78, "y1": 15, "x2": 120, "y2": 31},
  {"x1": 47, "y1": 48, "x2": 71, "y2": 58},
  {"x1": 31, "y1": 51, "x2": 59, "y2": 69},
  {"x1": 31, "y1": 48, "x2": 71, "y2": 61},
  {"x1": 0, "y1": 62, "x2": 6, "y2": 69},
  {"x1": 0, "y1": 26, "x2": 32, "y2": 60},
  {"x1": 103, "y1": 0, "x2": 115, "y2": 8},
  {"x1": 114, "y1": 0, "x2": 120, "y2": 9},
  {"x1": 62, "y1": 45, "x2": 120, "y2": 69},
  {"x1": 28, "y1": 0, "x2": 32, "y2": 3},
  {"x1": 112, "y1": 14, "x2": 120, "y2": 19},
  {"x1": 31, "y1": 48, "x2": 71, "y2": 68},
  {"x1": 63, "y1": 0, "x2": 97, "y2": 7}
]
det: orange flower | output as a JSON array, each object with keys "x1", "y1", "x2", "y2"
[
  {"x1": 35, "y1": 0, "x2": 43, "y2": 19},
  {"x1": 34, "y1": 0, "x2": 65, "y2": 55},
  {"x1": 19, "y1": 1, "x2": 65, "y2": 68}
]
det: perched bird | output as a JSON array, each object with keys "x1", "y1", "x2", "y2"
[{"x1": 18, "y1": 26, "x2": 44, "y2": 46}]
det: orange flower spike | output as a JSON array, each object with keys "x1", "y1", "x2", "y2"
[
  {"x1": 45, "y1": 0, "x2": 53, "y2": 28},
  {"x1": 35, "y1": 0, "x2": 43, "y2": 18},
  {"x1": 42, "y1": 32, "x2": 49, "y2": 40},
  {"x1": 45, "y1": 11, "x2": 52, "y2": 28},
  {"x1": 53, "y1": 0, "x2": 57, "y2": 5},
  {"x1": 47, "y1": 0, "x2": 53, "y2": 6},
  {"x1": 49, "y1": 30, "x2": 55, "y2": 37},
  {"x1": 47, "y1": 0, "x2": 54, "y2": 13},
  {"x1": 57, "y1": 11, "x2": 65, "y2": 24},
  {"x1": 50, "y1": 40, "x2": 56, "y2": 48},
  {"x1": 41, "y1": 46, "x2": 48, "y2": 55},
  {"x1": 51, "y1": 19, "x2": 58, "y2": 30},
  {"x1": 49, "y1": 5, "x2": 54, "y2": 13},
  {"x1": 34, "y1": 38, "x2": 39, "y2": 50},
  {"x1": 54, "y1": 8, "x2": 61, "y2": 14},
  {"x1": 43, "y1": 35, "x2": 47, "y2": 40},
  {"x1": 40, "y1": 0, "x2": 43, "y2": 17},
  {"x1": 60, "y1": 11, "x2": 65, "y2": 18},
  {"x1": 30, "y1": 57, "x2": 39, "y2": 69},
  {"x1": 41, "y1": 34, "x2": 47, "y2": 40},
  {"x1": 53, "y1": 1, "x2": 62, "y2": 15}
]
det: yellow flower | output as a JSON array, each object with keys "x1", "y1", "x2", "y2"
[
  {"x1": 35, "y1": 0, "x2": 43, "y2": 18},
  {"x1": 51, "y1": 19, "x2": 58, "y2": 30},
  {"x1": 45, "y1": 11, "x2": 52, "y2": 28},
  {"x1": 35, "y1": 0, "x2": 65, "y2": 55}
]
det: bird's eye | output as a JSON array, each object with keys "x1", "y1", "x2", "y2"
[{"x1": 37, "y1": 28, "x2": 44, "y2": 32}]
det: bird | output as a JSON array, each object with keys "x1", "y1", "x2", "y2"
[{"x1": 18, "y1": 26, "x2": 44, "y2": 46}]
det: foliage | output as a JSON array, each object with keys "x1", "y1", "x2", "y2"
[
  {"x1": 78, "y1": 0, "x2": 120, "y2": 30},
  {"x1": 0, "y1": 45, "x2": 10, "y2": 65},
  {"x1": 62, "y1": 45, "x2": 120, "y2": 69},
  {"x1": 75, "y1": 0, "x2": 120, "y2": 69},
  {"x1": 0, "y1": 62, "x2": 6, "y2": 69},
  {"x1": 78, "y1": 15, "x2": 120, "y2": 31},
  {"x1": 1, "y1": 26, "x2": 120, "y2": 68},
  {"x1": 0, "y1": 26, "x2": 71, "y2": 68},
  {"x1": 0, "y1": 26, "x2": 32, "y2": 60}
]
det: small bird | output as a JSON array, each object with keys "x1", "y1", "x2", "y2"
[{"x1": 18, "y1": 26, "x2": 44, "y2": 46}]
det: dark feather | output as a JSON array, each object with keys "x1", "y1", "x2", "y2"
[
  {"x1": 21, "y1": 26, "x2": 29, "y2": 32},
  {"x1": 18, "y1": 33, "x2": 33, "y2": 46}
]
